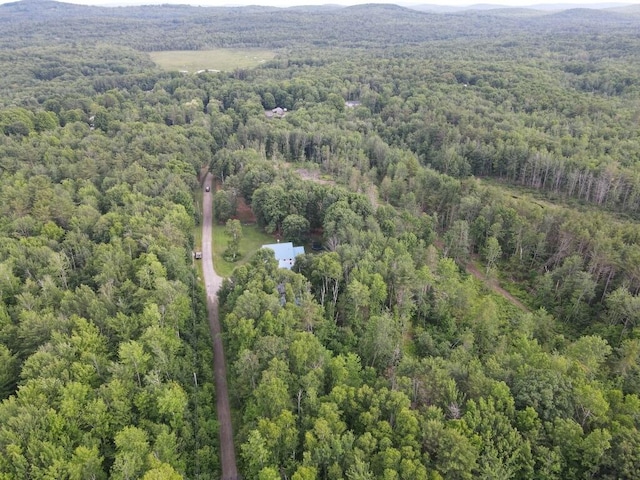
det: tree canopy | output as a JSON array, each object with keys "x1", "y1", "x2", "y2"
[{"x1": 2, "y1": 1, "x2": 640, "y2": 478}]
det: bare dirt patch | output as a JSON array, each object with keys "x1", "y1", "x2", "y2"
[
  {"x1": 296, "y1": 168, "x2": 335, "y2": 185},
  {"x1": 212, "y1": 179, "x2": 257, "y2": 224},
  {"x1": 234, "y1": 195, "x2": 257, "y2": 224},
  {"x1": 296, "y1": 168, "x2": 380, "y2": 209}
]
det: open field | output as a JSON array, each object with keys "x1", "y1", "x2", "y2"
[
  {"x1": 212, "y1": 223, "x2": 276, "y2": 277},
  {"x1": 149, "y1": 49, "x2": 277, "y2": 72}
]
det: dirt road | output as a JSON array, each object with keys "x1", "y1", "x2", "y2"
[{"x1": 202, "y1": 173, "x2": 239, "y2": 480}]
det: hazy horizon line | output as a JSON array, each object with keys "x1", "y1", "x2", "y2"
[{"x1": 5, "y1": 0, "x2": 635, "y2": 8}]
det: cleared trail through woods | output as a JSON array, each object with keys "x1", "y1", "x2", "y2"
[
  {"x1": 201, "y1": 172, "x2": 239, "y2": 480},
  {"x1": 434, "y1": 238, "x2": 530, "y2": 313},
  {"x1": 464, "y1": 259, "x2": 530, "y2": 313}
]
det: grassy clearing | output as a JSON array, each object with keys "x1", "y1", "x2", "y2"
[
  {"x1": 212, "y1": 223, "x2": 276, "y2": 277},
  {"x1": 480, "y1": 176, "x2": 638, "y2": 223},
  {"x1": 149, "y1": 49, "x2": 276, "y2": 73}
]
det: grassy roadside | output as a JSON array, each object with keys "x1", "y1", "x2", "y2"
[{"x1": 192, "y1": 190, "x2": 204, "y2": 280}]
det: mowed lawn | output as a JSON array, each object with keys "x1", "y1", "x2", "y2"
[
  {"x1": 212, "y1": 223, "x2": 276, "y2": 277},
  {"x1": 149, "y1": 49, "x2": 276, "y2": 72}
]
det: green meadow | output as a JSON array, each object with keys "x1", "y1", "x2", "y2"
[{"x1": 149, "y1": 49, "x2": 276, "y2": 72}]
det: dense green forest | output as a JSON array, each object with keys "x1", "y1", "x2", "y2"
[{"x1": 1, "y1": 0, "x2": 640, "y2": 478}]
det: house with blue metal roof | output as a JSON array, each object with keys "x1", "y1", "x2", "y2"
[{"x1": 262, "y1": 242, "x2": 305, "y2": 269}]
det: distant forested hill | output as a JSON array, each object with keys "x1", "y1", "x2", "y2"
[{"x1": 1, "y1": 0, "x2": 639, "y2": 50}]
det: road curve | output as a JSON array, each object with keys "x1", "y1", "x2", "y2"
[{"x1": 201, "y1": 173, "x2": 239, "y2": 480}]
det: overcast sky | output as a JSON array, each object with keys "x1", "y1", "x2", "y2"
[{"x1": 16, "y1": 0, "x2": 630, "y2": 7}]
